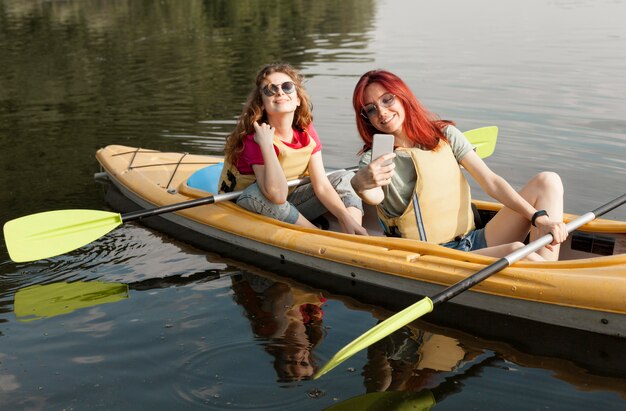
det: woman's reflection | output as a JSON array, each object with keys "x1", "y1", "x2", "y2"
[{"x1": 231, "y1": 273, "x2": 326, "y2": 382}]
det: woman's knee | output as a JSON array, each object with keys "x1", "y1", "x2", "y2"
[
  {"x1": 236, "y1": 192, "x2": 270, "y2": 214},
  {"x1": 328, "y1": 171, "x2": 363, "y2": 211},
  {"x1": 328, "y1": 170, "x2": 354, "y2": 191},
  {"x1": 532, "y1": 171, "x2": 564, "y2": 195},
  {"x1": 237, "y1": 185, "x2": 297, "y2": 222},
  {"x1": 510, "y1": 241, "x2": 526, "y2": 251}
]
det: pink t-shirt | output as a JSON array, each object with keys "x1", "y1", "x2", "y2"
[{"x1": 235, "y1": 124, "x2": 322, "y2": 174}]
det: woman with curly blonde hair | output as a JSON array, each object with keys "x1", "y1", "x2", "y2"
[{"x1": 219, "y1": 63, "x2": 366, "y2": 234}]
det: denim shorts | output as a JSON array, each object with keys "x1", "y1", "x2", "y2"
[
  {"x1": 236, "y1": 170, "x2": 363, "y2": 224},
  {"x1": 440, "y1": 228, "x2": 488, "y2": 252}
]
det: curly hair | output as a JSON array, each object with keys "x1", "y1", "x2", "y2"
[{"x1": 223, "y1": 63, "x2": 313, "y2": 164}]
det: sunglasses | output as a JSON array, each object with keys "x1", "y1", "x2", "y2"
[
  {"x1": 261, "y1": 81, "x2": 296, "y2": 97},
  {"x1": 361, "y1": 93, "x2": 396, "y2": 119}
]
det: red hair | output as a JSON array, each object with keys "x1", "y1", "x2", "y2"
[{"x1": 352, "y1": 70, "x2": 454, "y2": 152}]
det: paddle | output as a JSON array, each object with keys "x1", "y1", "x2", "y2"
[
  {"x1": 463, "y1": 126, "x2": 498, "y2": 159},
  {"x1": 2, "y1": 127, "x2": 497, "y2": 263},
  {"x1": 313, "y1": 193, "x2": 626, "y2": 379},
  {"x1": 2, "y1": 174, "x2": 330, "y2": 263}
]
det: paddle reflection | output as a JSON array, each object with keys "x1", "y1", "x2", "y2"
[
  {"x1": 12, "y1": 268, "x2": 222, "y2": 322},
  {"x1": 13, "y1": 281, "x2": 129, "y2": 322},
  {"x1": 231, "y1": 273, "x2": 326, "y2": 383}
]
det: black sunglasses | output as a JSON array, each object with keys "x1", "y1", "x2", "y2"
[{"x1": 261, "y1": 81, "x2": 296, "y2": 97}]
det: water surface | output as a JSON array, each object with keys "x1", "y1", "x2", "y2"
[{"x1": 1, "y1": 0, "x2": 625, "y2": 409}]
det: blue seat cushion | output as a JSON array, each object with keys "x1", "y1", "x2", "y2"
[{"x1": 187, "y1": 163, "x2": 223, "y2": 193}]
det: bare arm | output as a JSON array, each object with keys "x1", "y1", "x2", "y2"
[
  {"x1": 461, "y1": 150, "x2": 567, "y2": 244},
  {"x1": 252, "y1": 121, "x2": 288, "y2": 204},
  {"x1": 461, "y1": 150, "x2": 537, "y2": 218},
  {"x1": 308, "y1": 152, "x2": 367, "y2": 235}
]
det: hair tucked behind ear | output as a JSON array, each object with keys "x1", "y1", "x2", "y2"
[
  {"x1": 223, "y1": 63, "x2": 313, "y2": 164},
  {"x1": 352, "y1": 70, "x2": 454, "y2": 153}
]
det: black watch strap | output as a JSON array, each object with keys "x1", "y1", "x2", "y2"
[{"x1": 531, "y1": 210, "x2": 549, "y2": 227}]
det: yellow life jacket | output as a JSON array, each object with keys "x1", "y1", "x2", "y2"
[
  {"x1": 218, "y1": 132, "x2": 317, "y2": 194},
  {"x1": 377, "y1": 140, "x2": 475, "y2": 244}
]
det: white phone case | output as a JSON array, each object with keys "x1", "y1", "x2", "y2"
[{"x1": 372, "y1": 134, "x2": 394, "y2": 166}]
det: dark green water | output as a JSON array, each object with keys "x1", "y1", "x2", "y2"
[{"x1": 1, "y1": 0, "x2": 625, "y2": 409}]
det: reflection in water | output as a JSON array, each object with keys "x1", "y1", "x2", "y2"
[
  {"x1": 328, "y1": 353, "x2": 500, "y2": 411},
  {"x1": 13, "y1": 281, "x2": 128, "y2": 321},
  {"x1": 230, "y1": 270, "x2": 484, "y2": 392},
  {"x1": 363, "y1": 325, "x2": 481, "y2": 393},
  {"x1": 326, "y1": 390, "x2": 437, "y2": 411},
  {"x1": 2, "y1": 0, "x2": 626, "y2": 408},
  {"x1": 231, "y1": 273, "x2": 326, "y2": 382},
  {"x1": 187, "y1": 263, "x2": 626, "y2": 405},
  {"x1": 12, "y1": 268, "x2": 221, "y2": 321}
]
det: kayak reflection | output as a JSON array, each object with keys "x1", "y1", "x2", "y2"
[{"x1": 231, "y1": 273, "x2": 326, "y2": 383}]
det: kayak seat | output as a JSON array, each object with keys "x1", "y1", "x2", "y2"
[
  {"x1": 187, "y1": 163, "x2": 224, "y2": 194},
  {"x1": 311, "y1": 215, "x2": 330, "y2": 230}
]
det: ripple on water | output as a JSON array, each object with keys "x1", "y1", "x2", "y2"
[{"x1": 172, "y1": 337, "x2": 309, "y2": 410}]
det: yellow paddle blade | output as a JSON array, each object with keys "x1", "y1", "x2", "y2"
[
  {"x1": 14, "y1": 281, "x2": 129, "y2": 321},
  {"x1": 313, "y1": 297, "x2": 434, "y2": 379},
  {"x1": 3, "y1": 209, "x2": 123, "y2": 262},
  {"x1": 464, "y1": 126, "x2": 498, "y2": 159}
]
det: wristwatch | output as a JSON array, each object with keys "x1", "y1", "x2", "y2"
[{"x1": 531, "y1": 210, "x2": 549, "y2": 227}]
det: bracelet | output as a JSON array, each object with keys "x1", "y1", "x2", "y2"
[{"x1": 531, "y1": 210, "x2": 549, "y2": 227}]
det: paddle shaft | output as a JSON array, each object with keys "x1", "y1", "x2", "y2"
[
  {"x1": 120, "y1": 166, "x2": 359, "y2": 223},
  {"x1": 431, "y1": 192, "x2": 626, "y2": 305}
]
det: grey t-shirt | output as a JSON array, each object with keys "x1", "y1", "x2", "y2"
[{"x1": 358, "y1": 125, "x2": 473, "y2": 217}]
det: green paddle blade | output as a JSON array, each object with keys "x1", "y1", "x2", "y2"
[
  {"x1": 14, "y1": 281, "x2": 129, "y2": 321},
  {"x1": 3, "y1": 209, "x2": 123, "y2": 263},
  {"x1": 464, "y1": 126, "x2": 498, "y2": 159},
  {"x1": 313, "y1": 297, "x2": 434, "y2": 379}
]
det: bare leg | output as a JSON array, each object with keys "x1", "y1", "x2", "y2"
[
  {"x1": 483, "y1": 172, "x2": 564, "y2": 261},
  {"x1": 472, "y1": 242, "x2": 545, "y2": 261}
]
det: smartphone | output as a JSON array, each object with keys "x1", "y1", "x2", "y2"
[{"x1": 372, "y1": 134, "x2": 395, "y2": 166}]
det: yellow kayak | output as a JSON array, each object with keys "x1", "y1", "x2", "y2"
[{"x1": 95, "y1": 145, "x2": 626, "y2": 337}]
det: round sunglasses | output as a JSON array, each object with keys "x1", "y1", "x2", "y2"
[
  {"x1": 261, "y1": 81, "x2": 296, "y2": 97},
  {"x1": 361, "y1": 93, "x2": 396, "y2": 119}
]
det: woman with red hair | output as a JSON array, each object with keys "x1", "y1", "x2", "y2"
[{"x1": 350, "y1": 70, "x2": 567, "y2": 261}]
